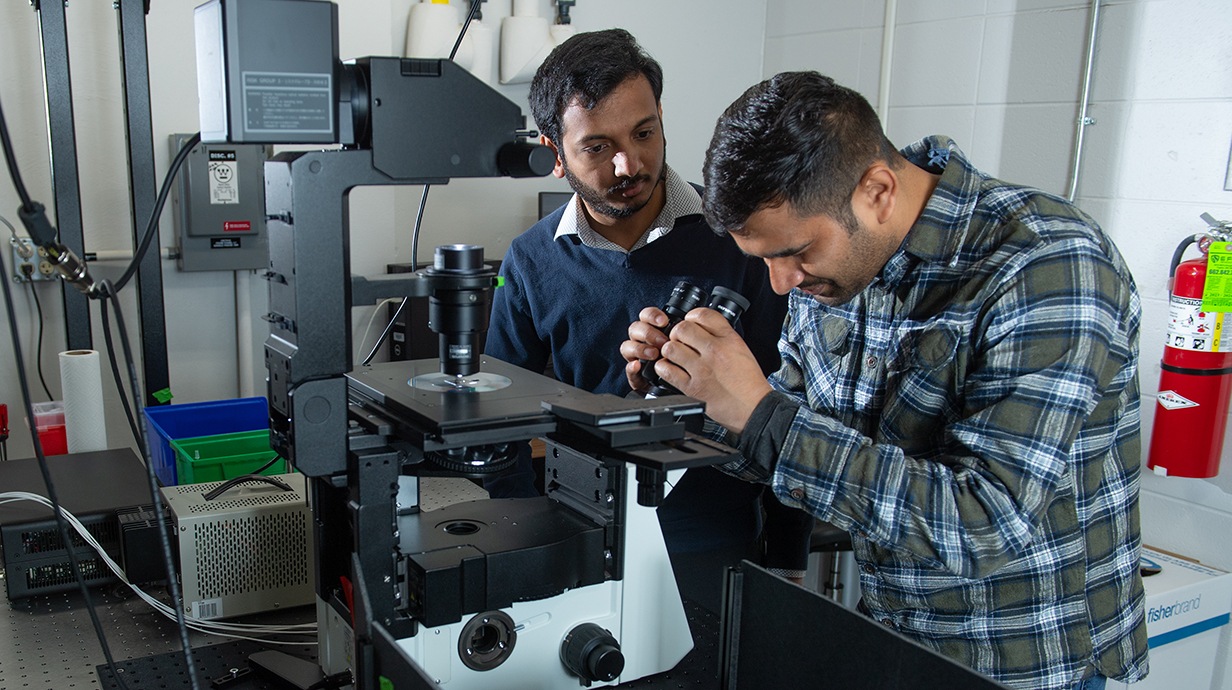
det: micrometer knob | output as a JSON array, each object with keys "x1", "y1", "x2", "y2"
[
  {"x1": 561, "y1": 622, "x2": 624, "y2": 683},
  {"x1": 587, "y1": 642, "x2": 624, "y2": 682}
]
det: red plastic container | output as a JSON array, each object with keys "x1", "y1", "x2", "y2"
[
  {"x1": 36, "y1": 425, "x2": 68, "y2": 456},
  {"x1": 30, "y1": 401, "x2": 68, "y2": 456}
]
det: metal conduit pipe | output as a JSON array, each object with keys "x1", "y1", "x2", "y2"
[
  {"x1": 1066, "y1": 0, "x2": 1102, "y2": 202},
  {"x1": 235, "y1": 269, "x2": 255, "y2": 398},
  {"x1": 84, "y1": 247, "x2": 177, "y2": 261},
  {"x1": 877, "y1": 0, "x2": 899, "y2": 128}
]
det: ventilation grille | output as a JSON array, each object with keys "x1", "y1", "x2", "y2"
[
  {"x1": 188, "y1": 492, "x2": 300, "y2": 514},
  {"x1": 192, "y1": 512, "x2": 309, "y2": 599},
  {"x1": 25, "y1": 556, "x2": 112, "y2": 589},
  {"x1": 19, "y1": 519, "x2": 118, "y2": 557},
  {"x1": 171, "y1": 480, "x2": 235, "y2": 495}
]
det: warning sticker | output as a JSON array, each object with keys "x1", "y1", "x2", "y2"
[
  {"x1": 1203, "y1": 242, "x2": 1232, "y2": 312},
  {"x1": 208, "y1": 150, "x2": 238, "y2": 205},
  {"x1": 1165, "y1": 295, "x2": 1232, "y2": 352},
  {"x1": 241, "y1": 72, "x2": 333, "y2": 135},
  {"x1": 1157, "y1": 390, "x2": 1199, "y2": 410}
]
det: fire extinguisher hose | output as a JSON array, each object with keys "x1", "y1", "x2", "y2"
[{"x1": 1171, "y1": 235, "x2": 1199, "y2": 277}]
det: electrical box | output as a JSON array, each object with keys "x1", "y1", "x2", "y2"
[
  {"x1": 170, "y1": 133, "x2": 270, "y2": 272},
  {"x1": 161, "y1": 472, "x2": 314, "y2": 620}
]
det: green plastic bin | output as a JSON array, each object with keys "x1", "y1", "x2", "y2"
[{"x1": 170, "y1": 430, "x2": 285, "y2": 485}]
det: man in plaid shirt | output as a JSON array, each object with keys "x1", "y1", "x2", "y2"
[{"x1": 621, "y1": 72, "x2": 1148, "y2": 690}]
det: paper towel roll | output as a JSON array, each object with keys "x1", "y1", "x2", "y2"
[{"x1": 59, "y1": 350, "x2": 107, "y2": 453}]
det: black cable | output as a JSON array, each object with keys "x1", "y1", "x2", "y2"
[
  {"x1": 449, "y1": 0, "x2": 484, "y2": 61},
  {"x1": 98, "y1": 280, "x2": 201, "y2": 690},
  {"x1": 202, "y1": 473, "x2": 292, "y2": 502},
  {"x1": 99, "y1": 297, "x2": 141, "y2": 447},
  {"x1": 199, "y1": 453, "x2": 283, "y2": 502},
  {"x1": 360, "y1": 184, "x2": 430, "y2": 366},
  {"x1": 0, "y1": 254, "x2": 132, "y2": 690},
  {"x1": 250, "y1": 453, "x2": 283, "y2": 476},
  {"x1": 0, "y1": 85, "x2": 133, "y2": 690},
  {"x1": 114, "y1": 132, "x2": 200, "y2": 293},
  {"x1": 0, "y1": 98, "x2": 33, "y2": 209},
  {"x1": 27, "y1": 281, "x2": 53, "y2": 400}
]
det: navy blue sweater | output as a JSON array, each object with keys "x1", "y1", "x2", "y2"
[
  {"x1": 485, "y1": 205, "x2": 787, "y2": 396},
  {"x1": 484, "y1": 204, "x2": 808, "y2": 559}
]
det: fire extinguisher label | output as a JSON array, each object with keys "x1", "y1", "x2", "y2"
[
  {"x1": 1202, "y1": 243, "x2": 1232, "y2": 312},
  {"x1": 1166, "y1": 295, "x2": 1231, "y2": 352},
  {"x1": 1157, "y1": 390, "x2": 1199, "y2": 410}
]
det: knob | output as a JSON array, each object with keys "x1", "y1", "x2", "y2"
[
  {"x1": 561, "y1": 623, "x2": 624, "y2": 684},
  {"x1": 498, "y1": 141, "x2": 556, "y2": 178}
]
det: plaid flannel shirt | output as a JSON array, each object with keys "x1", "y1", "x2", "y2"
[{"x1": 720, "y1": 137, "x2": 1149, "y2": 689}]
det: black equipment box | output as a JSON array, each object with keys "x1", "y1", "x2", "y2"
[
  {"x1": 721, "y1": 561, "x2": 1011, "y2": 690},
  {"x1": 0, "y1": 448, "x2": 154, "y2": 598}
]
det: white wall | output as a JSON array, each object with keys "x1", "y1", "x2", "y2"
[
  {"x1": 0, "y1": 0, "x2": 767, "y2": 461},
  {"x1": 387, "y1": 0, "x2": 770, "y2": 258},
  {"x1": 765, "y1": 0, "x2": 1232, "y2": 687}
]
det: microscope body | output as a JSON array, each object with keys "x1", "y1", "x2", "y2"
[{"x1": 195, "y1": 2, "x2": 729, "y2": 687}]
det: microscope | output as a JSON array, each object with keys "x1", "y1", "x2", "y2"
[{"x1": 195, "y1": 1, "x2": 735, "y2": 687}]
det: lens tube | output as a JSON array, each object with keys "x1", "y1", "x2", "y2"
[
  {"x1": 643, "y1": 284, "x2": 750, "y2": 397},
  {"x1": 428, "y1": 245, "x2": 490, "y2": 376}
]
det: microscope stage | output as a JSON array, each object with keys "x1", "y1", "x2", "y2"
[{"x1": 348, "y1": 357, "x2": 582, "y2": 440}]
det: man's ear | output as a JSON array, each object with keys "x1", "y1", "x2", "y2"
[
  {"x1": 854, "y1": 164, "x2": 897, "y2": 226},
  {"x1": 658, "y1": 102, "x2": 667, "y2": 149},
  {"x1": 542, "y1": 135, "x2": 566, "y2": 179}
]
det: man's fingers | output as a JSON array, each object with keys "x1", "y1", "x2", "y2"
[
  {"x1": 653, "y1": 355, "x2": 690, "y2": 390},
  {"x1": 628, "y1": 319, "x2": 668, "y2": 349},
  {"x1": 670, "y1": 319, "x2": 725, "y2": 354},
  {"x1": 620, "y1": 338, "x2": 658, "y2": 363},
  {"x1": 639, "y1": 306, "x2": 669, "y2": 328},
  {"x1": 684, "y1": 307, "x2": 737, "y2": 333},
  {"x1": 625, "y1": 359, "x2": 649, "y2": 391}
]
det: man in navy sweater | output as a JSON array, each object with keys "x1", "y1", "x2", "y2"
[{"x1": 483, "y1": 29, "x2": 811, "y2": 612}]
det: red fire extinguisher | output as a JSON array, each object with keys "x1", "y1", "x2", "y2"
[{"x1": 1148, "y1": 214, "x2": 1232, "y2": 478}]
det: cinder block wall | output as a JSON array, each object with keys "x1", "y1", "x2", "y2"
[{"x1": 764, "y1": 0, "x2": 1232, "y2": 686}]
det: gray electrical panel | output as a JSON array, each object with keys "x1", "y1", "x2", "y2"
[{"x1": 171, "y1": 133, "x2": 270, "y2": 271}]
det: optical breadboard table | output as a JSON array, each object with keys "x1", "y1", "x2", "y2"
[
  {"x1": 1, "y1": 476, "x2": 721, "y2": 690},
  {"x1": 90, "y1": 602, "x2": 720, "y2": 690}
]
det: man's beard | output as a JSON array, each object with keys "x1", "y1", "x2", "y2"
[{"x1": 563, "y1": 161, "x2": 667, "y2": 220}]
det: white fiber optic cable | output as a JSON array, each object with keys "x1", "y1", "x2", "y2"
[{"x1": 0, "y1": 492, "x2": 318, "y2": 643}]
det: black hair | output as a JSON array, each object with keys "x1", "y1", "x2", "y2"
[
  {"x1": 702, "y1": 72, "x2": 899, "y2": 235},
  {"x1": 528, "y1": 29, "x2": 664, "y2": 149}
]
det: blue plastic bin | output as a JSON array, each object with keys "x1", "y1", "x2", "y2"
[{"x1": 142, "y1": 397, "x2": 270, "y2": 486}]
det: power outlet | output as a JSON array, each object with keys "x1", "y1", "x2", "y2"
[{"x1": 10, "y1": 238, "x2": 53, "y2": 283}]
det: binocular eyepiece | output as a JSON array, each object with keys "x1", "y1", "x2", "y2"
[{"x1": 640, "y1": 281, "x2": 751, "y2": 397}]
